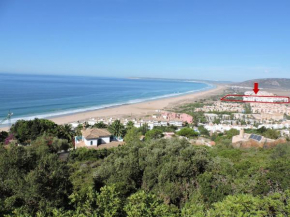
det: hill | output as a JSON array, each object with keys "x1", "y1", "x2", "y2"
[{"x1": 236, "y1": 78, "x2": 290, "y2": 90}]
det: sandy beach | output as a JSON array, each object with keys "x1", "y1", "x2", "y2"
[{"x1": 0, "y1": 85, "x2": 226, "y2": 131}]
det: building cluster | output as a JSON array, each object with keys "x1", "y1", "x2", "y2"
[
  {"x1": 243, "y1": 91, "x2": 289, "y2": 103},
  {"x1": 70, "y1": 111, "x2": 191, "y2": 130},
  {"x1": 195, "y1": 102, "x2": 244, "y2": 113},
  {"x1": 250, "y1": 103, "x2": 290, "y2": 115},
  {"x1": 160, "y1": 111, "x2": 193, "y2": 123},
  {"x1": 203, "y1": 123, "x2": 256, "y2": 134},
  {"x1": 70, "y1": 90, "x2": 290, "y2": 150},
  {"x1": 258, "y1": 120, "x2": 290, "y2": 130}
]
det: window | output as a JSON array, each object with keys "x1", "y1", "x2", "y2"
[{"x1": 90, "y1": 141, "x2": 93, "y2": 145}]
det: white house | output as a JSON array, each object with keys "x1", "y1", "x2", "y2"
[{"x1": 75, "y1": 128, "x2": 112, "y2": 148}]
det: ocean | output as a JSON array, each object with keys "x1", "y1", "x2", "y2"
[{"x1": 0, "y1": 73, "x2": 212, "y2": 125}]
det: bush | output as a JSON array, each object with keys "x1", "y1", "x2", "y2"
[
  {"x1": 69, "y1": 147, "x2": 113, "y2": 161},
  {"x1": 145, "y1": 129, "x2": 164, "y2": 140},
  {"x1": 177, "y1": 127, "x2": 198, "y2": 138},
  {"x1": 0, "y1": 131, "x2": 8, "y2": 144}
]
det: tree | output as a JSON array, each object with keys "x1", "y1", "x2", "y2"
[
  {"x1": 177, "y1": 128, "x2": 198, "y2": 138},
  {"x1": 75, "y1": 124, "x2": 83, "y2": 136},
  {"x1": 124, "y1": 127, "x2": 141, "y2": 145},
  {"x1": 139, "y1": 123, "x2": 150, "y2": 135},
  {"x1": 22, "y1": 153, "x2": 72, "y2": 212},
  {"x1": 92, "y1": 122, "x2": 107, "y2": 129},
  {"x1": 0, "y1": 131, "x2": 8, "y2": 144},
  {"x1": 208, "y1": 193, "x2": 288, "y2": 217},
  {"x1": 124, "y1": 191, "x2": 177, "y2": 217},
  {"x1": 145, "y1": 129, "x2": 164, "y2": 140},
  {"x1": 181, "y1": 192, "x2": 206, "y2": 217},
  {"x1": 225, "y1": 128, "x2": 239, "y2": 139},
  {"x1": 126, "y1": 121, "x2": 135, "y2": 130},
  {"x1": 58, "y1": 124, "x2": 75, "y2": 143},
  {"x1": 257, "y1": 126, "x2": 267, "y2": 134},
  {"x1": 197, "y1": 158, "x2": 234, "y2": 204},
  {"x1": 108, "y1": 120, "x2": 126, "y2": 138},
  {"x1": 213, "y1": 118, "x2": 221, "y2": 125},
  {"x1": 153, "y1": 125, "x2": 177, "y2": 133},
  {"x1": 264, "y1": 128, "x2": 280, "y2": 140},
  {"x1": 198, "y1": 125, "x2": 210, "y2": 137},
  {"x1": 271, "y1": 143, "x2": 290, "y2": 160},
  {"x1": 31, "y1": 134, "x2": 71, "y2": 152},
  {"x1": 96, "y1": 185, "x2": 122, "y2": 217},
  {"x1": 0, "y1": 143, "x2": 72, "y2": 215},
  {"x1": 10, "y1": 119, "x2": 59, "y2": 144}
]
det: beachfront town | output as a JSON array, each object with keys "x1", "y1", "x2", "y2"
[
  {"x1": 1, "y1": 89, "x2": 290, "y2": 149},
  {"x1": 69, "y1": 90, "x2": 290, "y2": 149}
]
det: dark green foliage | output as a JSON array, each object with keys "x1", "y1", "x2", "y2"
[
  {"x1": 10, "y1": 119, "x2": 58, "y2": 143},
  {"x1": 153, "y1": 125, "x2": 177, "y2": 132},
  {"x1": 69, "y1": 147, "x2": 113, "y2": 161},
  {"x1": 198, "y1": 125, "x2": 210, "y2": 137},
  {"x1": 95, "y1": 138, "x2": 210, "y2": 207},
  {"x1": 245, "y1": 127, "x2": 280, "y2": 139},
  {"x1": 95, "y1": 142, "x2": 145, "y2": 196},
  {"x1": 108, "y1": 120, "x2": 126, "y2": 138},
  {"x1": 263, "y1": 159, "x2": 290, "y2": 193},
  {"x1": 211, "y1": 129, "x2": 239, "y2": 147},
  {"x1": 0, "y1": 131, "x2": 8, "y2": 143},
  {"x1": 208, "y1": 192, "x2": 290, "y2": 216},
  {"x1": 124, "y1": 190, "x2": 179, "y2": 217},
  {"x1": 197, "y1": 158, "x2": 235, "y2": 204},
  {"x1": 145, "y1": 129, "x2": 164, "y2": 140},
  {"x1": 92, "y1": 121, "x2": 108, "y2": 128},
  {"x1": 31, "y1": 134, "x2": 71, "y2": 153},
  {"x1": 4, "y1": 118, "x2": 290, "y2": 216},
  {"x1": 10, "y1": 119, "x2": 76, "y2": 144},
  {"x1": 192, "y1": 111, "x2": 207, "y2": 126},
  {"x1": 225, "y1": 128, "x2": 239, "y2": 139},
  {"x1": 177, "y1": 127, "x2": 198, "y2": 138},
  {"x1": 0, "y1": 143, "x2": 72, "y2": 215},
  {"x1": 126, "y1": 121, "x2": 135, "y2": 130},
  {"x1": 271, "y1": 143, "x2": 290, "y2": 159},
  {"x1": 57, "y1": 124, "x2": 75, "y2": 143},
  {"x1": 124, "y1": 127, "x2": 142, "y2": 145},
  {"x1": 139, "y1": 123, "x2": 150, "y2": 135}
]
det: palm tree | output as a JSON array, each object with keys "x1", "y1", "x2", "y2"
[
  {"x1": 108, "y1": 120, "x2": 125, "y2": 138},
  {"x1": 92, "y1": 121, "x2": 107, "y2": 128},
  {"x1": 58, "y1": 124, "x2": 75, "y2": 143},
  {"x1": 126, "y1": 121, "x2": 134, "y2": 130}
]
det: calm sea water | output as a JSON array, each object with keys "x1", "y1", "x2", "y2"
[{"x1": 0, "y1": 73, "x2": 212, "y2": 125}]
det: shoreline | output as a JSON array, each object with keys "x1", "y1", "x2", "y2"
[{"x1": 0, "y1": 84, "x2": 226, "y2": 131}]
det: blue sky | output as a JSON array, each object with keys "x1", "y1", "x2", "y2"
[{"x1": 0, "y1": 0, "x2": 289, "y2": 81}]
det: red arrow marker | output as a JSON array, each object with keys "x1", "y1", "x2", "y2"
[{"x1": 253, "y1": 82, "x2": 260, "y2": 94}]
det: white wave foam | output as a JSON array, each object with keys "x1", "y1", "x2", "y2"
[{"x1": 0, "y1": 83, "x2": 215, "y2": 126}]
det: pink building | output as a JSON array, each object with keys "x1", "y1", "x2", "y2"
[{"x1": 161, "y1": 112, "x2": 193, "y2": 123}]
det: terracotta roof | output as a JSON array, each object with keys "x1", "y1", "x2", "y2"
[{"x1": 81, "y1": 128, "x2": 111, "y2": 139}]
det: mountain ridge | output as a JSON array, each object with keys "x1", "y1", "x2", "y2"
[{"x1": 236, "y1": 78, "x2": 290, "y2": 90}]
